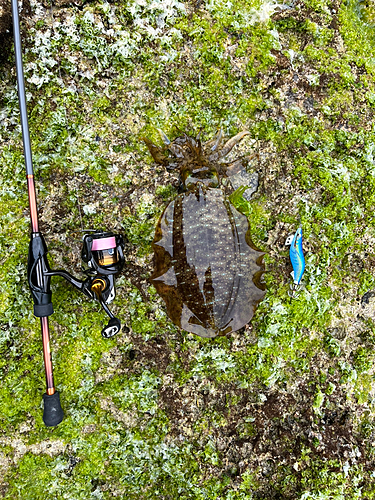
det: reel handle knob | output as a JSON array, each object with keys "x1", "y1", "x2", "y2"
[{"x1": 101, "y1": 317, "x2": 121, "y2": 338}]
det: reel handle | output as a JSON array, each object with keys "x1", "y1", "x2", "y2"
[{"x1": 91, "y1": 278, "x2": 128, "y2": 337}]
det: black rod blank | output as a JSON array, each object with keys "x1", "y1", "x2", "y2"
[{"x1": 11, "y1": 0, "x2": 34, "y2": 177}]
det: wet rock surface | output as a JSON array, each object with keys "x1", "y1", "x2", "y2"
[{"x1": 1, "y1": 0, "x2": 375, "y2": 497}]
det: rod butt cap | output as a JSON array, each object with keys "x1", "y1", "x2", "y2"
[{"x1": 43, "y1": 391, "x2": 64, "y2": 426}]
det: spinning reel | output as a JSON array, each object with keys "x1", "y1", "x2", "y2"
[{"x1": 28, "y1": 231, "x2": 126, "y2": 338}]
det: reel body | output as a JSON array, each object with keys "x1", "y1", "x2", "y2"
[
  {"x1": 81, "y1": 231, "x2": 126, "y2": 337},
  {"x1": 28, "y1": 231, "x2": 126, "y2": 338}
]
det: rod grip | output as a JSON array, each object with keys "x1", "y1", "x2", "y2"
[
  {"x1": 34, "y1": 303, "x2": 54, "y2": 317},
  {"x1": 43, "y1": 391, "x2": 64, "y2": 426}
]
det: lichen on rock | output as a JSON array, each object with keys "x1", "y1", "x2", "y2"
[{"x1": 1, "y1": 0, "x2": 375, "y2": 497}]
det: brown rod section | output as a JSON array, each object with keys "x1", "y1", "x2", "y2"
[
  {"x1": 41, "y1": 317, "x2": 55, "y2": 395},
  {"x1": 27, "y1": 175, "x2": 39, "y2": 233}
]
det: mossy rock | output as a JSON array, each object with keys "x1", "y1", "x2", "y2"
[{"x1": 1, "y1": 0, "x2": 375, "y2": 497}]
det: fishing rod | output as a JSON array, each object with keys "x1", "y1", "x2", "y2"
[{"x1": 11, "y1": 0, "x2": 126, "y2": 426}]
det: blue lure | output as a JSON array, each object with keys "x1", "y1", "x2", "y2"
[{"x1": 286, "y1": 227, "x2": 305, "y2": 297}]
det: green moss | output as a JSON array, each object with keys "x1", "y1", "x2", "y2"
[
  {"x1": 2, "y1": 0, "x2": 375, "y2": 496},
  {"x1": 155, "y1": 183, "x2": 177, "y2": 201}
]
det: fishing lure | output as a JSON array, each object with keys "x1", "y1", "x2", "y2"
[
  {"x1": 285, "y1": 227, "x2": 305, "y2": 297},
  {"x1": 144, "y1": 130, "x2": 266, "y2": 338}
]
